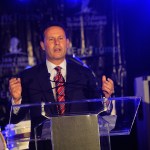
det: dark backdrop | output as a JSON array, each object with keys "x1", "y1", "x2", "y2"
[{"x1": 0, "y1": 1, "x2": 150, "y2": 150}]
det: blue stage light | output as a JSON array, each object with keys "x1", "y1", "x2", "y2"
[
  {"x1": 65, "y1": 0, "x2": 81, "y2": 6},
  {"x1": 18, "y1": 0, "x2": 30, "y2": 3}
]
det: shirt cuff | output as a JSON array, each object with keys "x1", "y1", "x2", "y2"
[{"x1": 11, "y1": 98, "x2": 22, "y2": 114}]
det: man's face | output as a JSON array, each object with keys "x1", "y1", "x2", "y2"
[{"x1": 40, "y1": 26, "x2": 69, "y2": 64}]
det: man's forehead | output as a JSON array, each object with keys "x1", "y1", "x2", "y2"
[{"x1": 44, "y1": 26, "x2": 65, "y2": 35}]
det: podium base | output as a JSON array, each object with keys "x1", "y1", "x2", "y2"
[{"x1": 52, "y1": 114, "x2": 100, "y2": 150}]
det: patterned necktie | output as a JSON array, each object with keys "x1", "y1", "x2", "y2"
[{"x1": 54, "y1": 66, "x2": 65, "y2": 115}]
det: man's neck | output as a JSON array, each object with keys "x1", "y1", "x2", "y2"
[{"x1": 47, "y1": 58, "x2": 65, "y2": 66}]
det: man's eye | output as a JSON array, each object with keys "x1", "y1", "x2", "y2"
[
  {"x1": 49, "y1": 38, "x2": 54, "y2": 41},
  {"x1": 58, "y1": 37, "x2": 63, "y2": 40}
]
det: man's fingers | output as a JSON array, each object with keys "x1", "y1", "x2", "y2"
[
  {"x1": 9, "y1": 78, "x2": 21, "y2": 92},
  {"x1": 107, "y1": 78, "x2": 113, "y2": 84},
  {"x1": 9, "y1": 78, "x2": 21, "y2": 86},
  {"x1": 102, "y1": 86, "x2": 113, "y2": 94},
  {"x1": 102, "y1": 75, "x2": 106, "y2": 82},
  {"x1": 9, "y1": 78, "x2": 21, "y2": 84},
  {"x1": 102, "y1": 76, "x2": 114, "y2": 98}
]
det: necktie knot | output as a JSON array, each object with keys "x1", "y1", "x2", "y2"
[{"x1": 55, "y1": 66, "x2": 62, "y2": 73}]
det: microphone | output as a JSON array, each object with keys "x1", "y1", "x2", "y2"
[{"x1": 48, "y1": 72, "x2": 66, "y2": 90}]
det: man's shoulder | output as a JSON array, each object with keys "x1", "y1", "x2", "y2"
[
  {"x1": 67, "y1": 59, "x2": 92, "y2": 73},
  {"x1": 20, "y1": 62, "x2": 46, "y2": 76},
  {"x1": 66, "y1": 59, "x2": 95, "y2": 80}
]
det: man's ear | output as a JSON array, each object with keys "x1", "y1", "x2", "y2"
[{"x1": 40, "y1": 41, "x2": 45, "y2": 51}]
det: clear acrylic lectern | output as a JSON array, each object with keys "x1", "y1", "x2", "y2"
[{"x1": 5, "y1": 96, "x2": 141, "y2": 150}]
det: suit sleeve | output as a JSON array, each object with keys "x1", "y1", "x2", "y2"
[{"x1": 84, "y1": 68, "x2": 101, "y2": 99}]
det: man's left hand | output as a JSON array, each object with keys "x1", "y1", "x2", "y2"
[{"x1": 102, "y1": 75, "x2": 114, "y2": 98}]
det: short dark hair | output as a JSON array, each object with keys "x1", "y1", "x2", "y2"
[{"x1": 40, "y1": 21, "x2": 68, "y2": 41}]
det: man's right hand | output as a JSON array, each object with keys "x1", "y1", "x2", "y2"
[{"x1": 9, "y1": 78, "x2": 22, "y2": 104}]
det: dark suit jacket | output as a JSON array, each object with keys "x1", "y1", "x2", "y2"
[
  {"x1": 20, "y1": 60, "x2": 100, "y2": 102},
  {"x1": 11, "y1": 60, "x2": 102, "y2": 149}
]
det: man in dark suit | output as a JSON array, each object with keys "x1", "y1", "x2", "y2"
[{"x1": 9, "y1": 22, "x2": 114, "y2": 149}]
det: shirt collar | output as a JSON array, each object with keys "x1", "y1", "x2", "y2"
[{"x1": 46, "y1": 59, "x2": 66, "y2": 73}]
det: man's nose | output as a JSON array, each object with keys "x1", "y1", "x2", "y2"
[{"x1": 54, "y1": 38, "x2": 60, "y2": 45}]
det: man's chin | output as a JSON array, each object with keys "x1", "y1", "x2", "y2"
[
  {"x1": 53, "y1": 53, "x2": 66, "y2": 59},
  {"x1": 51, "y1": 56, "x2": 65, "y2": 62},
  {"x1": 54, "y1": 56, "x2": 65, "y2": 59}
]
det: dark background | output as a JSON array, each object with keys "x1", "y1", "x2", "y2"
[{"x1": 0, "y1": 0, "x2": 150, "y2": 150}]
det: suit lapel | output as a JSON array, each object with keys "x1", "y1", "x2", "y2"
[
  {"x1": 65, "y1": 61, "x2": 79, "y2": 101},
  {"x1": 37, "y1": 63, "x2": 55, "y2": 103}
]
